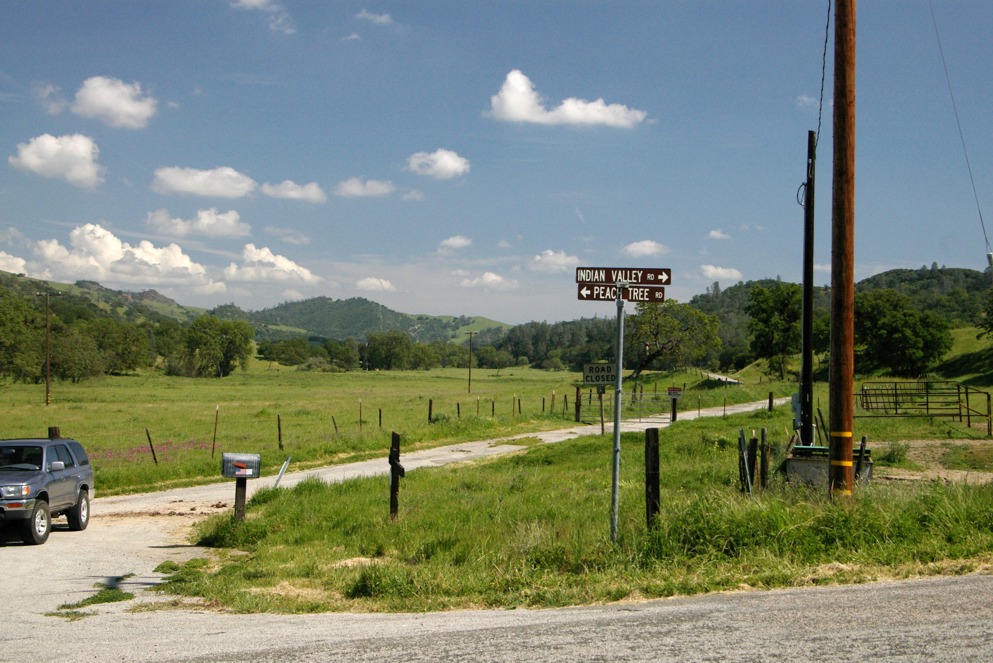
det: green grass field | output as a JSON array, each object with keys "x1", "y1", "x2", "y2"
[{"x1": 4, "y1": 362, "x2": 790, "y2": 495}]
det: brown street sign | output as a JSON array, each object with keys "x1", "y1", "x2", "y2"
[
  {"x1": 575, "y1": 267, "x2": 671, "y2": 286},
  {"x1": 577, "y1": 284, "x2": 665, "y2": 303}
]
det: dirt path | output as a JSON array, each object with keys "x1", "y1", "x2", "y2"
[{"x1": 873, "y1": 438, "x2": 993, "y2": 485}]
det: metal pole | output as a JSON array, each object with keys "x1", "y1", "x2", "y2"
[
  {"x1": 829, "y1": 0, "x2": 856, "y2": 497},
  {"x1": 611, "y1": 281, "x2": 627, "y2": 543},
  {"x1": 801, "y1": 129, "x2": 816, "y2": 446}
]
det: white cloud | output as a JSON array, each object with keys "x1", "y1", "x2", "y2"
[
  {"x1": 223, "y1": 244, "x2": 320, "y2": 284},
  {"x1": 708, "y1": 229, "x2": 731, "y2": 240},
  {"x1": 357, "y1": 10, "x2": 392, "y2": 24},
  {"x1": 230, "y1": 0, "x2": 295, "y2": 35},
  {"x1": 147, "y1": 208, "x2": 251, "y2": 238},
  {"x1": 403, "y1": 189, "x2": 425, "y2": 201},
  {"x1": 8, "y1": 133, "x2": 104, "y2": 189},
  {"x1": 622, "y1": 240, "x2": 669, "y2": 257},
  {"x1": 333, "y1": 177, "x2": 395, "y2": 198},
  {"x1": 356, "y1": 276, "x2": 396, "y2": 292},
  {"x1": 700, "y1": 264, "x2": 743, "y2": 281},
  {"x1": 0, "y1": 250, "x2": 28, "y2": 274},
  {"x1": 529, "y1": 249, "x2": 580, "y2": 273},
  {"x1": 487, "y1": 70, "x2": 647, "y2": 128},
  {"x1": 438, "y1": 235, "x2": 472, "y2": 254},
  {"x1": 34, "y1": 83, "x2": 67, "y2": 115},
  {"x1": 406, "y1": 148, "x2": 470, "y2": 180},
  {"x1": 459, "y1": 271, "x2": 517, "y2": 290},
  {"x1": 71, "y1": 76, "x2": 157, "y2": 129},
  {"x1": 265, "y1": 226, "x2": 311, "y2": 245},
  {"x1": 29, "y1": 223, "x2": 219, "y2": 289},
  {"x1": 152, "y1": 166, "x2": 257, "y2": 198},
  {"x1": 796, "y1": 94, "x2": 817, "y2": 107},
  {"x1": 261, "y1": 180, "x2": 327, "y2": 203}
]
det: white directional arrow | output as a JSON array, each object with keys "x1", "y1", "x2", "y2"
[{"x1": 580, "y1": 286, "x2": 591, "y2": 298}]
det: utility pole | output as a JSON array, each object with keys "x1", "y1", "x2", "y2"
[
  {"x1": 36, "y1": 291, "x2": 62, "y2": 406},
  {"x1": 465, "y1": 331, "x2": 475, "y2": 394},
  {"x1": 829, "y1": 0, "x2": 856, "y2": 496}
]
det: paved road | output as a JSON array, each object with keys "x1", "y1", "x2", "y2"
[{"x1": 8, "y1": 398, "x2": 993, "y2": 661}]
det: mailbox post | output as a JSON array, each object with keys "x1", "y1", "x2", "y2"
[{"x1": 221, "y1": 452, "x2": 261, "y2": 521}]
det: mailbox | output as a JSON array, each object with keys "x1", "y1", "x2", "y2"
[{"x1": 221, "y1": 452, "x2": 261, "y2": 479}]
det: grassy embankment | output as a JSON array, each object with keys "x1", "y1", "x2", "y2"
[{"x1": 155, "y1": 401, "x2": 993, "y2": 613}]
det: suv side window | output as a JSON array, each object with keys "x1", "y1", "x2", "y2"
[
  {"x1": 52, "y1": 444, "x2": 75, "y2": 468},
  {"x1": 68, "y1": 441, "x2": 90, "y2": 466}
]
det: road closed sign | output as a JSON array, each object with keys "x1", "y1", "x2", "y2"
[{"x1": 584, "y1": 363, "x2": 617, "y2": 385}]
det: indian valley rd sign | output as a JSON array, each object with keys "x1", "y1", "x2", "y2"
[
  {"x1": 577, "y1": 283, "x2": 666, "y2": 302},
  {"x1": 575, "y1": 267, "x2": 671, "y2": 286}
]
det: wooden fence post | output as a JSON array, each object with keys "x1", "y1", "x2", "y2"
[
  {"x1": 277, "y1": 414, "x2": 283, "y2": 451},
  {"x1": 389, "y1": 432, "x2": 405, "y2": 521},
  {"x1": 212, "y1": 405, "x2": 219, "y2": 458},
  {"x1": 145, "y1": 428, "x2": 158, "y2": 465},
  {"x1": 645, "y1": 428, "x2": 660, "y2": 529}
]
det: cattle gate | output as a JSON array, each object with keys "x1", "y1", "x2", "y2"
[{"x1": 857, "y1": 380, "x2": 991, "y2": 436}]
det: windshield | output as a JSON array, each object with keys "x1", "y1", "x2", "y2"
[{"x1": 0, "y1": 446, "x2": 44, "y2": 471}]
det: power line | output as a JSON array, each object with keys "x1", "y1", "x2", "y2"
[{"x1": 928, "y1": 0, "x2": 992, "y2": 257}]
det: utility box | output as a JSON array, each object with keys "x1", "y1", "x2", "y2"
[
  {"x1": 221, "y1": 452, "x2": 261, "y2": 479},
  {"x1": 784, "y1": 445, "x2": 872, "y2": 486}
]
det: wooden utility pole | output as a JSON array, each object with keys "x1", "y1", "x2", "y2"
[{"x1": 829, "y1": 0, "x2": 856, "y2": 496}]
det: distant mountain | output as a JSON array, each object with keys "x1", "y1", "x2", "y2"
[
  {"x1": 0, "y1": 270, "x2": 509, "y2": 344},
  {"x1": 3, "y1": 266, "x2": 986, "y2": 349},
  {"x1": 243, "y1": 296, "x2": 509, "y2": 343}
]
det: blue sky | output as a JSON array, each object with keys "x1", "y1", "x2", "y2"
[{"x1": 2, "y1": 2, "x2": 991, "y2": 324}]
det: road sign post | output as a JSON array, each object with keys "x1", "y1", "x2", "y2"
[
  {"x1": 575, "y1": 266, "x2": 671, "y2": 542},
  {"x1": 611, "y1": 283, "x2": 625, "y2": 543}
]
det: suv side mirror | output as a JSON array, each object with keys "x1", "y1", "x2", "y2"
[{"x1": 49, "y1": 461, "x2": 65, "y2": 472}]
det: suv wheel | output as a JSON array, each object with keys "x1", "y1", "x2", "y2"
[
  {"x1": 67, "y1": 491, "x2": 90, "y2": 531},
  {"x1": 22, "y1": 500, "x2": 51, "y2": 545}
]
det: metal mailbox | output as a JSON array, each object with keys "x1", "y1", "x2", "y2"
[{"x1": 221, "y1": 452, "x2": 261, "y2": 479}]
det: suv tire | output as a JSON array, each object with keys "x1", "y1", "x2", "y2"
[
  {"x1": 67, "y1": 491, "x2": 90, "y2": 531},
  {"x1": 22, "y1": 500, "x2": 51, "y2": 545}
]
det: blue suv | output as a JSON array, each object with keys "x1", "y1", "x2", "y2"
[{"x1": 0, "y1": 438, "x2": 94, "y2": 545}]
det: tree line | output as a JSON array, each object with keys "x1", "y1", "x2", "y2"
[{"x1": 2, "y1": 272, "x2": 988, "y2": 384}]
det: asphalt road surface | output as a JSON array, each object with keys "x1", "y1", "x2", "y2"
[{"x1": 5, "y1": 399, "x2": 993, "y2": 661}]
